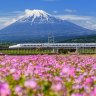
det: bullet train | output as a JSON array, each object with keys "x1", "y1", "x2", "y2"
[{"x1": 9, "y1": 43, "x2": 96, "y2": 49}]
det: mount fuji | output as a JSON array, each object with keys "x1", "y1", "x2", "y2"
[{"x1": 0, "y1": 9, "x2": 96, "y2": 43}]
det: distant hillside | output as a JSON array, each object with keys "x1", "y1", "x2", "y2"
[{"x1": 60, "y1": 35, "x2": 96, "y2": 43}]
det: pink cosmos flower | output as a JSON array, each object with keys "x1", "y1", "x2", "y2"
[
  {"x1": 60, "y1": 66, "x2": 75, "y2": 77},
  {"x1": 84, "y1": 77, "x2": 93, "y2": 85},
  {"x1": 0, "y1": 82, "x2": 11, "y2": 96},
  {"x1": 51, "y1": 83, "x2": 62, "y2": 91},
  {"x1": 69, "y1": 67, "x2": 75, "y2": 77},
  {"x1": 60, "y1": 66, "x2": 70, "y2": 76},
  {"x1": 24, "y1": 79, "x2": 37, "y2": 89},
  {"x1": 15, "y1": 86, "x2": 22, "y2": 95},
  {"x1": 90, "y1": 87, "x2": 96, "y2": 96},
  {"x1": 71, "y1": 93, "x2": 83, "y2": 96},
  {"x1": 10, "y1": 68, "x2": 16, "y2": 74}
]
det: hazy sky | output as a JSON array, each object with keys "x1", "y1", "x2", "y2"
[{"x1": 0, "y1": 0, "x2": 96, "y2": 30}]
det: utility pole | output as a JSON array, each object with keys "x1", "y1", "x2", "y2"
[
  {"x1": 48, "y1": 32, "x2": 55, "y2": 53},
  {"x1": 48, "y1": 32, "x2": 54, "y2": 44}
]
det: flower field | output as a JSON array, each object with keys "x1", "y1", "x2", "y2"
[{"x1": 0, "y1": 55, "x2": 96, "y2": 96}]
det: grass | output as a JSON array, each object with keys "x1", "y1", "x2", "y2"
[
  {"x1": 78, "y1": 48, "x2": 96, "y2": 54},
  {"x1": 0, "y1": 47, "x2": 96, "y2": 55},
  {"x1": 0, "y1": 49, "x2": 53, "y2": 55}
]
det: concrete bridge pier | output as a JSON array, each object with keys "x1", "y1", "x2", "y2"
[
  {"x1": 75, "y1": 47, "x2": 78, "y2": 54},
  {"x1": 52, "y1": 48, "x2": 59, "y2": 54}
]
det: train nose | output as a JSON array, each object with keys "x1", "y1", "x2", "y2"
[
  {"x1": 9, "y1": 46, "x2": 12, "y2": 48},
  {"x1": 9, "y1": 46, "x2": 16, "y2": 48},
  {"x1": 9, "y1": 45, "x2": 20, "y2": 48}
]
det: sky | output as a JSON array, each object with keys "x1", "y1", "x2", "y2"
[{"x1": 0, "y1": 0, "x2": 96, "y2": 30}]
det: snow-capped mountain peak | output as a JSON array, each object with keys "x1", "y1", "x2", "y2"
[
  {"x1": 18, "y1": 9, "x2": 62, "y2": 24},
  {"x1": 25, "y1": 9, "x2": 49, "y2": 18},
  {"x1": 19, "y1": 9, "x2": 53, "y2": 23}
]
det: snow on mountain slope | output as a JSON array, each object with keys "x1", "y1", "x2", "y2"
[{"x1": 18, "y1": 9, "x2": 62, "y2": 24}]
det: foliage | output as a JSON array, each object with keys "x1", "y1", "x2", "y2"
[{"x1": 0, "y1": 55, "x2": 96, "y2": 96}]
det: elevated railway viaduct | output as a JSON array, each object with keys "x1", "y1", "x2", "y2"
[{"x1": 9, "y1": 43, "x2": 96, "y2": 54}]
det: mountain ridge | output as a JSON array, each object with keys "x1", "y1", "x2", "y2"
[{"x1": 0, "y1": 9, "x2": 96, "y2": 43}]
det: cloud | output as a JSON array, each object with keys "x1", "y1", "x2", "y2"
[
  {"x1": 0, "y1": 9, "x2": 39, "y2": 29},
  {"x1": 0, "y1": 17, "x2": 15, "y2": 29},
  {"x1": 64, "y1": 9, "x2": 76, "y2": 13},
  {"x1": 0, "y1": 11, "x2": 24, "y2": 29},
  {"x1": 53, "y1": 10, "x2": 58, "y2": 14},
  {"x1": 74, "y1": 20, "x2": 96, "y2": 30},
  {"x1": 4, "y1": 19, "x2": 17, "y2": 26},
  {"x1": 57, "y1": 14, "x2": 96, "y2": 30},
  {"x1": 57, "y1": 15, "x2": 91, "y2": 20}
]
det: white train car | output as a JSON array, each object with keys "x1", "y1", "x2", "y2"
[{"x1": 9, "y1": 43, "x2": 96, "y2": 49}]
